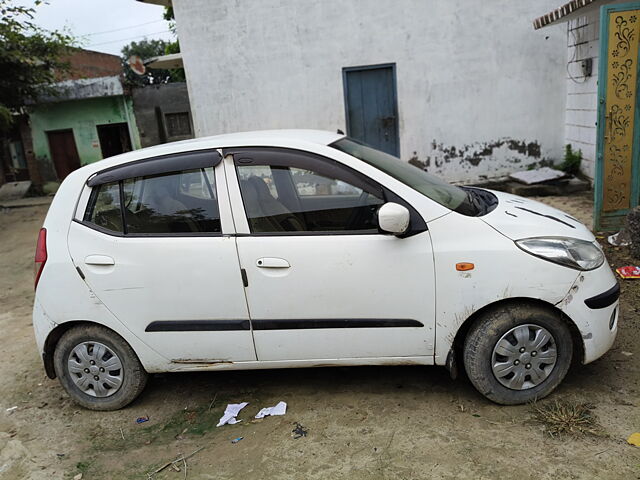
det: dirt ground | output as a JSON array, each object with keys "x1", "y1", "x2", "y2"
[{"x1": 1, "y1": 191, "x2": 639, "y2": 480}]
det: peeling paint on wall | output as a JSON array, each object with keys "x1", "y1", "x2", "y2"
[{"x1": 410, "y1": 138, "x2": 554, "y2": 184}]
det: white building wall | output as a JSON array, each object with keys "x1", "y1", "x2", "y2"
[
  {"x1": 562, "y1": 0, "x2": 630, "y2": 180},
  {"x1": 173, "y1": 0, "x2": 568, "y2": 183},
  {"x1": 565, "y1": 11, "x2": 600, "y2": 179}
]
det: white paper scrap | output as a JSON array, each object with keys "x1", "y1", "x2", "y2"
[
  {"x1": 216, "y1": 402, "x2": 249, "y2": 427},
  {"x1": 255, "y1": 401, "x2": 287, "y2": 419}
]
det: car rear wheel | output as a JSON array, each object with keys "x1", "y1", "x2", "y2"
[
  {"x1": 463, "y1": 303, "x2": 573, "y2": 405},
  {"x1": 53, "y1": 325, "x2": 148, "y2": 410}
]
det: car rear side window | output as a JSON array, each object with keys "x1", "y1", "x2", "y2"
[
  {"x1": 123, "y1": 168, "x2": 220, "y2": 234},
  {"x1": 84, "y1": 182, "x2": 123, "y2": 233},
  {"x1": 84, "y1": 167, "x2": 221, "y2": 235}
]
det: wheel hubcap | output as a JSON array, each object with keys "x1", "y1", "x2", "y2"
[
  {"x1": 491, "y1": 324, "x2": 557, "y2": 390},
  {"x1": 67, "y1": 341, "x2": 123, "y2": 397}
]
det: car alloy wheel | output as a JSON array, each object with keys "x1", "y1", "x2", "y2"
[
  {"x1": 67, "y1": 341, "x2": 124, "y2": 397},
  {"x1": 491, "y1": 324, "x2": 557, "y2": 390}
]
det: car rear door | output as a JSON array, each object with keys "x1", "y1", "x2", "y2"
[
  {"x1": 225, "y1": 147, "x2": 436, "y2": 362},
  {"x1": 67, "y1": 150, "x2": 256, "y2": 364}
]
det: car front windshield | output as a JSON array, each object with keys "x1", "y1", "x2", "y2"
[{"x1": 331, "y1": 138, "x2": 468, "y2": 211}]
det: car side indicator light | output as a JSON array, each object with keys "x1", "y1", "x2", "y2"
[{"x1": 456, "y1": 262, "x2": 474, "y2": 271}]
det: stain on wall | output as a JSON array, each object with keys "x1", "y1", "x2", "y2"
[{"x1": 412, "y1": 138, "x2": 552, "y2": 184}]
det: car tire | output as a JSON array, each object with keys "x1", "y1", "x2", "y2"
[
  {"x1": 463, "y1": 303, "x2": 573, "y2": 405},
  {"x1": 53, "y1": 325, "x2": 148, "y2": 411}
]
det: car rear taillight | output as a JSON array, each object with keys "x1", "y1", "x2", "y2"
[{"x1": 34, "y1": 228, "x2": 47, "y2": 290}]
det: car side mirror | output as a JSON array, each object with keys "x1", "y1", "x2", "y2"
[{"x1": 378, "y1": 202, "x2": 410, "y2": 236}]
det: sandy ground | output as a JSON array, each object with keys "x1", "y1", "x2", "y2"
[{"x1": 0, "y1": 192, "x2": 639, "y2": 480}]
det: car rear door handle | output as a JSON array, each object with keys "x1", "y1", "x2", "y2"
[
  {"x1": 256, "y1": 257, "x2": 290, "y2": 268},
  {"x1": 85, "y1": 255, "x2": 115, "y2": 266}
]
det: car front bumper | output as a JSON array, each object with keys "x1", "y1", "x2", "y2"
[{"x1": 557, "y1": 263, "x2": 619, "y2": 364}]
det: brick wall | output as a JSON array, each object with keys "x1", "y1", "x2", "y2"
[
  {"x1": 58, "y1": 49, "x2": 122, "y2": 81},
  {"x1": 565, "y1": 12, "x2": 600, "y2": 178}
]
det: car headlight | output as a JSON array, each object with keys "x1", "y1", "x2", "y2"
[{"x1": 515, "y1": 237, "x2": 604, "y2": 271}]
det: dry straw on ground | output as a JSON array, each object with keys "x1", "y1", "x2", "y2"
[{"x1": 532, "y1": 400, "x2": 603, "y2": 438}]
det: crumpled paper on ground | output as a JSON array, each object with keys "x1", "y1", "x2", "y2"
[
  {"x1": 608, "y1": 230, "x2": 631, "y2": 247},
  {"x1": 255, "y1": 401, "x2": 287, "y2": 419},
  {"x1": 217, "y1": 402, "x2": 249, "y2": 427},
  {"x1": 616, "y1": 265, "x2": 640, "y2": 279}
]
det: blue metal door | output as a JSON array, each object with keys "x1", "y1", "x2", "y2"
[{"x1": 343, "y1": 64, "x2": 399, "y2": 156}]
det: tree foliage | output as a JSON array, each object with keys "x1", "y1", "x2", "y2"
[
  {"x1": 163, "y1": 39, "x2": 185, "y2": 83},
  {"x1": 0, "y1": 0, "x2": 75, "y2": 131},
  {"x1": 121, "y1": 6, "x2": 184, "y2": 85},
  {"x1": 163, "y1": 6, "x2": 176, "y2": 34},
  {"x1": 121, "y1": 38, "x2": 171, "y2": 86},
  {"x1": 162, "y1": 6, "x2": 184, "y2": 82}
]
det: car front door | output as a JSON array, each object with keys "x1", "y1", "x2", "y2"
[
  {"x1": 67, "y1": 150, "x2": 256, "y2": 364},
  {"x1": 225, "y1": 147, "x2": 435, "y2": 362}
]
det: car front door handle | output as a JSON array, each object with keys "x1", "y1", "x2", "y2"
[
  {"x1": 85, "y1": 255, "x2": 115, "y2": 266},
  {"x1": 256, "y1": 257, "x2": 290, "y2": 268}
]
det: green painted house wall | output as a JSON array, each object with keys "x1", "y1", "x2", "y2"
[{"x1": 30, "y1": 96, "x2": 141, "y2": 181}]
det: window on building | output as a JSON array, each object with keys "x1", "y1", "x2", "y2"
[{"x1": 165, "y1": 112, "x2": 192, "y2": 137}]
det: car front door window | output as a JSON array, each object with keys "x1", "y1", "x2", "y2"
[{"x1": 235, "y1": 151, "x2": 384, "y2": 234}]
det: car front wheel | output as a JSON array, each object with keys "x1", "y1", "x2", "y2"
[
  {"x1": 463, "y1": 303, "x2": 573, "y2": 405},
  {"x1": 53, "y1": 325, "x2": 148, "y2": 410}
]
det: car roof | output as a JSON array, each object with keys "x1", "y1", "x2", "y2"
[
  {"x1": 77, "y1": 129, "x2": 345, "y2": 179},
  {"x1": 159, "y1": 129, "x2": 344, "y2": 151}
]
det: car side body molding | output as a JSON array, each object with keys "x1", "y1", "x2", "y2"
[{"x1": 145, "y1": 318, "x2": 423, "y2": 332}]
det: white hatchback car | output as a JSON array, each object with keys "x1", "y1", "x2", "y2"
[{"x1": 33, "y1": 130, "x2": 619, "y2": 410}]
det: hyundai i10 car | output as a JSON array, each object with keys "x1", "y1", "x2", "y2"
[{"x1": 32, "y1": 130, "x2": 619, "y2": 410}]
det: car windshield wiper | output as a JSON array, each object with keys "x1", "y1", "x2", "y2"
[
  {"x1": 452, "y1": 188, "x2": 479, "y2": 216},
  {"x1": 465, "y1": 188, "x2": 493, "y2": 216},
  {"x1": 465, "y1": 189, "x2": 483, "y2": 215}
]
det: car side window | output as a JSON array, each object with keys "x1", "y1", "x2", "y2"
[
  {"x1": 85, "y1": 167, "x2": 221, "y2": 235},
  {"x1": 291, "y1": 168, "x2": 363, "y2": 196},
  {"x1": 237, "y1": 165, "x2": 279, "y2": 198},
  {"x1": 235, "y1": 150, "x2": 385, "y2": 234},
  {"x1": 179, "y1": 168, "x2": 217, "y2": 200},
  {"x1": 84, "y1": 182, "x2": 123, "y2": 233}
]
